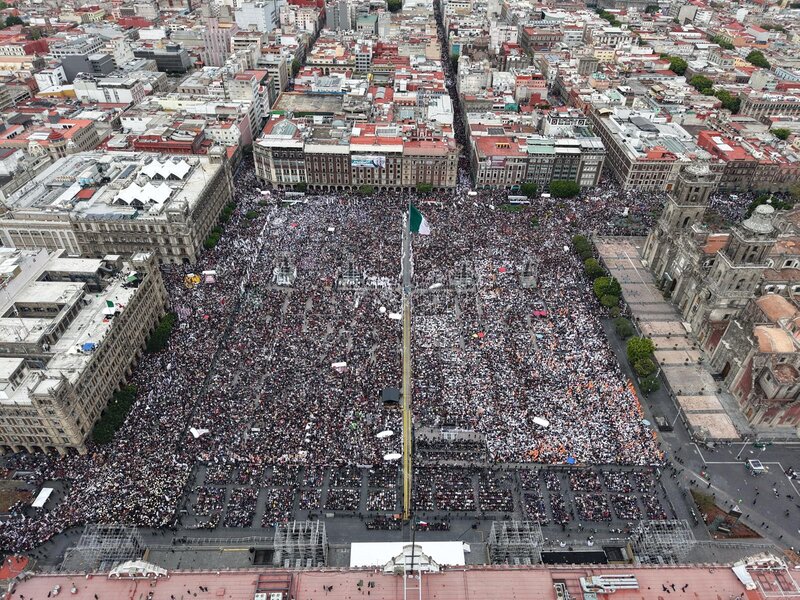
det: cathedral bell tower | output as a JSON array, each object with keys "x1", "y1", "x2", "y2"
[{"x1": 643, "y1": 163, "x2": 717, "y2": 286}]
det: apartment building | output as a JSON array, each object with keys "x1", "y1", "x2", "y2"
[
  {"x1": 0, "y1": 150, "x2": 232, "y2": 265},
  {"x1": 589, "y1": 105, "x2": 716, "y2": 191},
  {"x1": 739, "y1": 92, "x2": 800, "y2": 122},
  {"x1": 73, "y1": 75, "x2": 147, "y2": 106},
  {"x1": 133, "y1": 45, "x2": 193, "y2": 74},
  {"x1": 49, "y1": 36, "x2": 104, "y2": 59},
  {"x1": 254, "y1": 119, "x2": 458, "y2": 190},
  {"x1": 470, "y1": 133, "x2": 605, "y2": 190},
  {"x1": 0, "y1": 249, "x2": 167, "y2": 455}
]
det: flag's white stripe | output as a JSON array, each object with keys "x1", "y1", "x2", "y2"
[{"x1": 419, "y1": 216, "x2": 431, "y2": 235}]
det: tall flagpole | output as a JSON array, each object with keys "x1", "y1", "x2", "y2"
[{"x1": 401, "y1": 197, "x2": 413, "y2": 523}]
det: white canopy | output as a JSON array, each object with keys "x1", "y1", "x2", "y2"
[
  {"x1": 731, "y1": 565, "x2": 756, "y2": 590},
  {"x1": 141, "y1": 159, "x2": 191, "y2": 180},
  {"x1": 533, "y1": 416, "x2": 549, "y2": 428},
  {"x1": 350, "y1": 541, "x2": 465, "y2": 569},
  {"x1": 114, "y1": 182, "x2": 172, "y2": 206},
  {"x1": 31, "y1": 487, "x2": 53, "y2": 508},
  {"x1": 109, "y1": 560, "x2": 168, "y2": 579}
]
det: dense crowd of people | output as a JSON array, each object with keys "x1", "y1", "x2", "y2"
[{"x1": 0, "y1": 134, "x2": 753, "y2": 552}]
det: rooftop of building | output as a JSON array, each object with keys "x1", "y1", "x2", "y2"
[
  {"x1": 0, "y1": 248, "x2": 151, "y2": 406},
  {"x1": 6, "y1": 561, "x2": 793, "y2": 600},
  {"x1": 595, "y1": 106, "x2": 710, "y2": 162},
  {"x1": 754, "y1": 325, "x2": 796, "y2": 353},
  {"x1": 273, "y1": 92, "x2": 345, "y2": 116},
  {"x1": 1, "y1": 151, "x2": 223, "y2": 222},
  {"x1": 756, "y1": 295, "x2": 799, "y2": 324}
]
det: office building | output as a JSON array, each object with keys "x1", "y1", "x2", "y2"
[
  {"x1": 0, "y1": 249, "x2": 167, "y2": 455},
  {"x1": 0, "y1": 150, "x2": 232, "y2": 265}
]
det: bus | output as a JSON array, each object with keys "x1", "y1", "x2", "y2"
[{"x1": 282, "y1": 191, "x2": 307, "y2": 205}]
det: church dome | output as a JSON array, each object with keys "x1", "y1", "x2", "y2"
[{"x1": 741, "y1": 203, "x2": 775, "y2": 234}]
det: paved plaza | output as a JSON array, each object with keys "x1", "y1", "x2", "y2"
[
  {"x1": 0, "y1": 164, "x2": 796, "y2": 571},
  {"x1": 596, "y1": 237, "x2": 800, "y2": 553}
]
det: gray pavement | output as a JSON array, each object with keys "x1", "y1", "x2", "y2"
[{"x1": 595, "y1": 236, "x2": 800, "y2": 555}]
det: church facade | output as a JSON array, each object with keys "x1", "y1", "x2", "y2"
[{"x1": 642, "y1": 165, "x2": 800, "y2": 429}]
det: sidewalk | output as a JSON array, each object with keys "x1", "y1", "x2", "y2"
[{"x1": 595, "y1": 236, "x2": 752, "y2": 441}]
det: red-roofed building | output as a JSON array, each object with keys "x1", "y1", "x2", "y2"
[
  {"x1": 471, "y1": 135, "x2": 529, "y2": 188},
  {"x1": 697, "y1": 130, "x2": 759, "y2": 191},
  {"x1": 254, "y1": 118, "x2": 458, "y2": 191},
  {"x1": 697, "y1": 130, "x2": 800, "y2": 192},
  {"x1": 0, "y1": 118, "x2": 100, "y2": 159}
]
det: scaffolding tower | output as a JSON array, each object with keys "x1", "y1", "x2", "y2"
[
  {"x1": 450, "y1": 261, "x2": 475, "y2": 289},
  {"x1": 338, "y1": 257, "x2": 363, "y2": 287},
  {"x1": 272, "y1": 255, "x2": 297, "y2": 286},
  {"x1": 272, "y1": 520, "x2": 328, "y2": 568},
  {"x1": 488, "y1": 521, "x2": 544, "y2": 565},
  {"x1": 520, "y1": 258, "x2": 540, "y2": 288},
  {"x1": 630, "y1": 520, "x2": 695, "y2": 564},
  {"x1": 60, "y1": 524, "x2": 144, "y2": 572}
]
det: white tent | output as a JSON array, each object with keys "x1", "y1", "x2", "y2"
[
  {"x1": 108, "y1": 560, "x2": 168, "y2": 579},
  {"x1": 31, "y1": 487, "x2": 53, "y2": 508},
  {"x1": 533, "y1": 416, "x2": 549, "y2": 428},
  {"x1": 350, "y1": 541, "x2": 465, "y2": 569}
]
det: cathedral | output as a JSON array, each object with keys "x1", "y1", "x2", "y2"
[{"x1": 643, "y1": 165, "x2": 800, "y2": 429}]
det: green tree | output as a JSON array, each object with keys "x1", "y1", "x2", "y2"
[
  {"x1": 416, "y1": 182, "x2": 433, "y2": 194},
  {"x1": 584, "y1": 258, "x2": 605, "y2": 279},
  {"x1": 668, "y1": 56, "x2": 687, "y2": 75},
  {"x1": 639, "y1": 376, "x2": 661, "y2": 395},
  {"x1": 358, "y1": 185, "x2": 375, "y2": 196},
  {"x1": 714, "y1": 89, "x2": 740, "y2": 113},
  {"x1": 746, "y1": 50, "x2": 770, "y2": 69},
  {"x1": 204, "y1": 226, "x2": 223, "y2": 249},
  {"x1": 746, "y1": 194, "x2": 794, "y2": 215},
  {"x1": 572, "y1": 234, "x2": 593, "y2": 260},
  {"x1": 689, "y1": 75, "x2": 714, "y2": 93},
  {"x1": 626, "y1": 336, "x2": 655, "y2": 365},
  {"x1": 450, "y1": 53, "x2": 460, "y2": 73},
  {"x1": 571, "y1": 234, "x2": 590, "y2": 252},
  {"x1": 600, "y1": 294, "x2": 619, "y2": 308},
  {"x1": 291, "y1": 59, "x2": 302, "y2": 77},
  {"x1": 146, "y1": 313, "x2": 177, "y2": 353},
  {"x1": 593, "y1": 276, "x2": 621, "y2": 299},
  {"x1": 645, "y1": 4, "x2": 659, "y2": 12},
  {"x1": 245, "y1": 209, "x2": 258, "y2": 219},
  {"x1": 3, "y1": 15, "x2": 23, "y2": 27},
  {"x1": 218, "y1": 201, "x2": 236, "y2": 223},
  {"x1": 387, "y1": 0, "x2": 402, "y2": 11},
  {"x1": 634, "y1": 357, "x2": 656, "y2": 378},
  {"x1": 91, "y1": 385, "x2": 138, "y2": 445},
  {"x1": 548, "y1": 180, "x2": 580, "y2": 198},
  {"x1": 772, "y1": 127, "x2": 791, "y2": 141},
  {"x1": 614, "y1": 317, "x2": 635, "y2": 339},
  {"x1": 519, "y1": 182, "x2": 538, "y2": 197},
  {"x1": 294, "y1": 182, "x2": 307, "y2": 192},
  {"x1": 789, "y1": 183, "x2": 800, "y2": 202},
  {"x1": 709, "y1": 34, "x2": 734, "y2": 50},
  {"x1": 596, "y1": 8, "x2": 621, "y2": 26}
]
